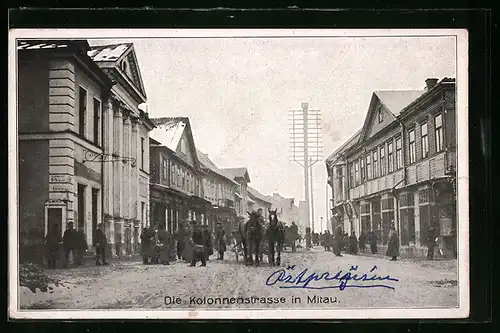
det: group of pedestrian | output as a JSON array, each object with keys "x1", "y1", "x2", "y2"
[
  {"x1": 139, "y1": 220, "x2": 226, "y2": 268},
  {"x1": 44, "y1": 221, "x2": 109, "y2": 269}
]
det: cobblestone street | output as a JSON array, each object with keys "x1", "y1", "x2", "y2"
[{"x1": 20, "y1": 247, "x2": 459, "y2": 310}]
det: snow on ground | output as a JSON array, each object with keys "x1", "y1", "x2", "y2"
[{"x1": 19, "y1": 247, "x2": 459, "y2": 310}]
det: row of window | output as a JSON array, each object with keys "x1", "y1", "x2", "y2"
[
  {"x1": 203, "y1": 178, "x2": 234, "y2": 204},
  {"x1": 346, "y1": 114, "x2": 444, "y2": 188},
  {"x1": 161, "y1": 156, "x2": 201, "y2": 196}
]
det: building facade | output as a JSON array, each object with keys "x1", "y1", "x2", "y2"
[
  {"x1": 87, "y1": 43, "x2": 155, "y2": 257},
  {"x1": 18, "y1": 40, "x2": 116, "y2": 263},
  {"x1": 149, "y1": 118, "x2": 209, "y2": 233},
  {"x1": 267, "y1": 193, "x2": 300, "y2": 228},
  {"x1": 197, "y1": 150, "x2": 239, "y2": 232},
  {"x1": 247, "y1": 186, "x2": 273, "y2": 216},
  {"x1": 221, "y1": 168, "x2": 251, "y2": 221},
  {"x1": 326, "y1": 78, "x2": 457, "y2": 258}
]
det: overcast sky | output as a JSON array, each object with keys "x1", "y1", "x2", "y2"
[{"x1": 90, "y1": 35, "x2": 456, "y2": 231}]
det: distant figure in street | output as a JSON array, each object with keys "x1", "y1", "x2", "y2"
[
  {"x1": 332, "y1": 225, "x2": 343, "y2": 257},
  {"x1": 62, "y1": 222, "x2": 77, "y2": 268},
  {"x1": 358, "y1": 232, "x2": 367, "y2": 253},
  {"x1": 289, "y1": 221, "x2": 299, "y2": 252},
  {"x1": 214, "y1": 222, "x2": 227, "y2": 260},
  {"x1": 95, "y1": 223, "x2": 109, "y2": 266},
  {"x1": 190, "y1": 221, "x2": 206, "y2": 267},
  {"x1": 312, "y1": 232, "x2": 319, "y2": 247},
  {"x1": 386, "y1": 228, "x2": 399, "y2": 261},
  {"x1": 324, "y1": 230, "x2": 332, "y2": 251},
  {"x1": 175, "y1": 222, "x2": 189, "y2": 261},
  {"x1": 349, "y1": 231, "x2": 359, "y2": 255},
  {"x1": 368, "y1": 230, "x2": 378, "y2": 254},
  {"x1": 140, "y1": 227, "x2": 154, "y2": 264},
  {"x1": 426, "y1": 226, "x2": 437, "y2": 260},
  {"x1": 155, "y1": 224, "x2": 171, "y2": 265},
  {"x1": 342, "y1": 232, "x2": 349, "y2": 253},
  {"x1": 75, "y1": 229, "x2": 88, "y2": 267},
  {"x1": 202, "y1": 224, "x2": 213, "y2": 261},
  {"x1": 45, "y1": 227, "x2": 60, "y2": 269}
]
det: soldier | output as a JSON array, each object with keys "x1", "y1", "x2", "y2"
[
  {"x1": 386, "y1": 227, "x2": 399, "y2": 261},
  {"x1": 95, "y1": 223, "x2": 109, "y2": 266},
  {"x1": 349, "y1": 231, "x2": 359, "y2": 255},
  {"x1": 290, "y1": 221, "x2": 299, "y2": 252},
  {"x1": 190, "y1": 221, "x2": 206, "y2": 267},
  {"x1": 157, "y1": 224, "x2": 171, "y2": 265},
  {"x1": 62, "y1": 222, "x2": 77, "y2": 268},
  {"x1": 202, "y1": 224, "x2": 213, "y2": 261},
  {"x1": 140, "y1": 226, "x2": 153, "y2": 264},
  {"x1": 332, "y1": 225, "x2": 343, "y2": 257},
  {"x1": 427, "y1": 225, "x2": 437, "y2": 260},
  {"x1": 358, "y1": 231, "x2": 367, "y2": 253},
  {"x1": 368, "y1": 230, "x2": 378, "y2": 254},
  {"x1": 214, "y1": 222, "x2": 226, "y2": 260}
]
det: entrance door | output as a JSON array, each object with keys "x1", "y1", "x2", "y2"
[
  {"x1": 47, "y1": 208, "x2": 62, "y2": 238},
  {"x1": 91, "y1": 188, "x2": 99, "y2": 246},
  {"x1": 77, "y1": 184, "x2": 86, "y2": 231}
]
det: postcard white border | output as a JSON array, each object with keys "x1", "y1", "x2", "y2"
[{"x1": 8, "y1": 28, "x2": 469, "y2": 320}]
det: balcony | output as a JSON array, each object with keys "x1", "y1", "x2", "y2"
[
  {"x1": 406, "y1": 152, "x2": 447, "y2": 185},
  {"x1": 350, "y1": 169, "x2": 404, "y2": 200}
]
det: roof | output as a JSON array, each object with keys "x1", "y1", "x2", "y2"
[
  {"x1": 325, "y1": 128, "x2": 362, "y2": 165},
  {"x1": 247, "y1": 186, "x2": 272, "y2": 204},
  {"x1": 220, "y1": 167, "x2": 251, "y2": 183},
  {"x1": 87, "y1": 43, "x2": 133, "y2": 62},
  {"x1": 374, "y1": 90, "x2": 426, "y2": 117},
  {"x1": 149, "y1": 117, "x2": 188, "y2": 152},
  {"x1": 196, "y1": 149, "x2": 239, "y2": 186}
]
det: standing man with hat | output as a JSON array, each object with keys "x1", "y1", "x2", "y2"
[
  {"x1": 189, "y1": 220, "x2": 206, "y2": 267},
  {"x1": 95, "y1": 223, "x2": 109, "y2": 266},
  {"x1": 214, "y1": 222, "x2": 227, "y2": 260}
]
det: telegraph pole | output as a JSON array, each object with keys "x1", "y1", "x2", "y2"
[
  {"x1": 309, "y1": 157, "x2": 315, "y2": 233},
  {"x1": 302, "y1": 103, "x2": 311, "y2": 231},
  {"x1": 288, "y1": 102, "x2": 323, "y2": 234}
]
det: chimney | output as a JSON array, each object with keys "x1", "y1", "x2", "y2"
[{"x1": 425, "y1": 78, "x2": 439, "y2": 90}]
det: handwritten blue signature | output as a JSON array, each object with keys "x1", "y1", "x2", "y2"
[{"x1": 265, "y1": 265, "x2": 399, "y2": 291}]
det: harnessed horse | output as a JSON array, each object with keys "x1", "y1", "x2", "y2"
[
  {"x1": 238, "y1": 211, "x2": 264, "y2": 266},
  {"x1": 266, "y1": 208, "x2": 285, "y2": 266}
]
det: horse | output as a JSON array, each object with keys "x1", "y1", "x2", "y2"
[
  {"x1": 266, "y1": 208, "x2": 285, "y2": 266},
  {"x1": 238, "y1": 211, "x2": 264, "y2": 266}
]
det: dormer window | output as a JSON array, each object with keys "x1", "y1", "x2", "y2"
[
  {"x1": 121, "y1": 60, "x2": 128, "y2": 73},
  {"x1": 378, "y1": 106, "x2": 383, "y2": 123},
  {"x1": 180, "y1": 137, "x2": 187, "y2": 154}
]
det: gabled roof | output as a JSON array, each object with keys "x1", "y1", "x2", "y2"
[
  {"x1": 247, "y1": 186, "x2": 272, "y2": 204},
  {"x1": 374, "y1": 90, "x2": 426, "y2": 117},
  {"x1": 358, "y1": 89, "x2": 425, "y2": 143},
  {"x1": 196, "y1": 149, "x2": 239, "y2": 186},
  {"x1": 221, "y1": 167, "x2": 251, "y2": 183},
  {"x1": 150, "y1": 117, "x2": 201, "y2": 170},
  {"x1": 87, "y1": 43, "x2": 147, "y2": 101},
  {"x1": 325, "y1": 128, "x2": 362, "y2": 166}
]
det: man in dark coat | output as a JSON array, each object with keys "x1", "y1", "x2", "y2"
[
  {"x1": 368, "y1": 231, "x2": 378, "y2": 254},
  {"x1": 426, "y1": 226, "x2": 437, "y2": 260},
  {"x1": 202, "y1": 224, "x2": 213, "y2": 261},
  {"x1": 312, "y1": 232, "x2": 319, "y2": 247},
  {"x1": 358, "y1": 232, "x2": 367, "y2": 253},
  {"x1": 95, "y1": 223, "x2": 109, "y2": 265},
  {"x1": 325, "y1": 230, "x2": 333, "y2": 251},
  {"x1": 62, "y1": 222, "x2": 77, "y2": 268},
  {"x1": 140, "y1": 227, "x2": 154, "y2": 264},
  {"x1": 175, "y1": 223, "x2": 188, "y2": 261},
  {"x1": 156, "y1": 224, "x2": 171, "y2": 265},
  {"x1": 190, "y1": 221, "x2": 206, "y2": 267},
  {"x1": 386, "y1": 228, "x2": 399, "y2": 261},
  {"x1": 342, "y1": 233, "x2": 349, "y2": 252},
  {"x1": 332, "y1": 225, "x2": 343, "y2": 256},
  {"x1": 349, "y1": 231, "x2": 359, "y2": 255},
  {"x1": 214, "y1": 222, "x2": 227, "y2": 260},
  {"x1": 45, "y1": 227, "x2": 60, "y2": 269}
]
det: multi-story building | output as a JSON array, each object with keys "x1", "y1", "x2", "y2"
[
  {"x1": 220, "y1": 168, "x2": 251, "y2": 221},
  {"x1": 197, "y1": 150, "x2": 239, "y2": 232},
  {"x1": 267, "y1": 193, "x2": 300, "y2": 228},
  {"x1": 247, "y1": 186, "x2": 272, "y2": 216},
  {"x1": 17, "y1": 39, "x2": 155, "y2": 262},
  {"x1": 88, "y1": 42, "x2": 156, "y2": 257},
  {"x1": 149, "y1": 117, "x2": 209, "y2": 233},
  {"x1": 326, "y1": 78, "x2": 457, "y2": 258}
]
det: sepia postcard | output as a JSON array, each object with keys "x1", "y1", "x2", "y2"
[{"x1": 8, "y1": 28, "x2": 469, "y2": 320}]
